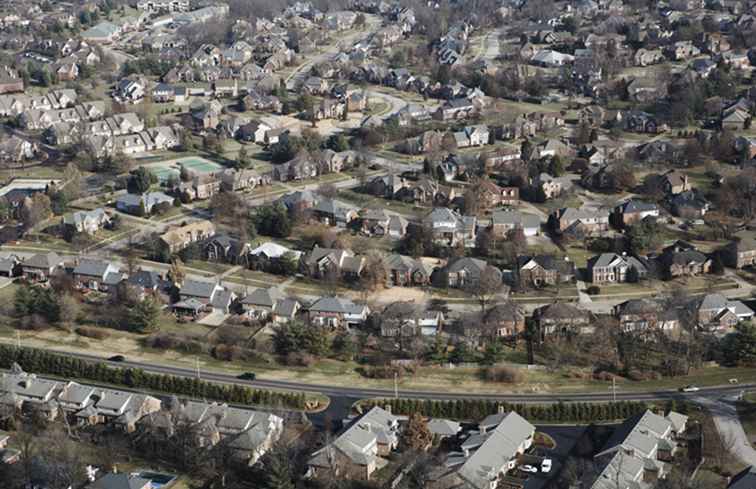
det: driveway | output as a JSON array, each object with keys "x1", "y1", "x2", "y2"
[{"x1": 694, "y1": 396, "x2": 756, "y2": 466}]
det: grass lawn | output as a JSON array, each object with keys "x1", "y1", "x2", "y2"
[
  {"x1": 185, "y1": 260, "x2": 234, "y2": 276},
  {"x1": 0, "y1": 164, "x2": 67, "y2": 182},
  {"x1": 337, "y1": 189, "x2": 426, "y2": 218}
]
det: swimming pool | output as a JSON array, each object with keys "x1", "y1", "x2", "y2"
[{"x1": 134, "y1": 471, "x2": 177, "y2": 488}]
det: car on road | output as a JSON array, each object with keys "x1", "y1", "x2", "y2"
[
  {"x1": 519, "y1": 465, "x2": 538, "y2": 474},
  {"x1": 108, "y1": 355, "x2": 125, "y2": 362},
  {"x1": 729, "y1": 378, "x2": 739, "y2": 384},
  {"x1": 541, "y1": 459, "x2": 552, "y2": 473},
  {"x1": 237, "y1": 372, "x2": 256, "y2": 381},
  {"x1": 680, "y1": 385, "x2": 700, "y2": 392}
]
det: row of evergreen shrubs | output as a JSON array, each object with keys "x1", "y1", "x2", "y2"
[
  {"x1": 0, "y1": 345, "x2": 308, "y2": 410},
  {"x1": 361, "y1": 397, "x2": 656, "y2": 423}
]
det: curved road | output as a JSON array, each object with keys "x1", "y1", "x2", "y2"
[{"x1": 40, "y1": 348, "x2": 756, "y2": 404}]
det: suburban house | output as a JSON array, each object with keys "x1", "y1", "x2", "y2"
[
  {"x1": 423, "y1": 207, "x2": 477, "y2": 247},
  {"x1": 248, "y1": 242, "x2": 302, "y2": 271},
  {"x1": 588, "y1": 410, "x2": 688, "y2": 489},
  {"x1": 613, "y1": 299, "x2": 679, "y2": 334},
  {"x1": 307, "y1": 297, "x2": 370, "y2": 329},
  {"x1": 204, "y1": 234, "x2": 251, "y2": 265},
  {"x1": 311, "y1": 199, "x2": 359, "y2": 228},
  {"x1": 474, "y1": 179, "x2": 518, "y2": 209},
  {"x1": 435, "y1": 412, "x2": 535, "y2": 489},
  {"x1": 658, "y1": 241, "x2": 712, "y2": 278},
  {"x1": 588, "y1": 253, "x2": 649, "y2": 284},
  {"x1": 383, "y1": 254, "x2": 434, "y2": 287},
  {"x1": 115, "y1": 192, "x2": 173, "y2": 215},
  {"x1": 62, "y1": 208, "x2": 111, "y2": 234},
  {"x1": 87, "y1": 474, "x2": 151, "y2": 489},
  {"x1": 490, "y1": 210, "x2": 541, "y2": 237},
  {"x1": 723, "y1": 237, "x2": 756, "y2": 269},
  {"x1": 532, "y1": 173, "x2": 562, "y2": 200},
  {"x1": 175, "y1": 279, "x2": 236, "y2": 317},
  {"x1": 301, "y1": 246, "x2": 365, "y2": 280},
  {"x1": 532, "y1": 302, "x2": 593, "y2": 336},
  {"x1": 613, "y1": 200, "x2": 659, "y2": 226},
  {"x1": 380, "y1": 302, "x2": 444, "y2": 337},
  {"x1": 240, "y1": 287, "x2": 300, "y2": 324},
  {"x1": 662, "y1": 170, "x2": 690, "y2": 195},
  {"x1": 669, "y1": 190, "x2": 710, "y2": 218},
  {"x1": 21, "y1": 252, "x2": 65, "y2": 281},
  {"x1": 360, "y1": 209, "x2": 409, "y2": 239},
  {"x1": 443, "y1": 257, "x2": 501, "y2": 289},
  {"x1": 72, "y1": 259, "x2": 123, "y2": 291},
  {"x1": 308, "y1": 406, "x2": 400, "y2": 480},
  {"x1": 515, "y1": 255, "x2": 575, "y2": 288},
  {"x1": 159, "y1": 220, "x2": 216, "y2": 254},
  {"x1": 482, "y1": 301, "x2": 526, "y2": 338},
  {"x1": 694, "y1": 293, "x2": 754, "y2": 333},
  {"x1": 552, "y1": 207, "x2": 610, "y2": 236}
]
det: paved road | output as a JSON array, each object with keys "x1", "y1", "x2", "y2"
[
  {"x1": 285, "y1": 15, "x2": 381, "y2": 90},
  {"x1": 694, "y1": 396, "x2": 756, "y2": 466},
  {"x1": 22, "y1": 347, "x2": 756, "y2": 404}
]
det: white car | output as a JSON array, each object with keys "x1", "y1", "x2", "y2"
[
  {"x1": 680, "y1": 385, "x2": 700, "y2": 393},
  {"x1": 519, "y1": 465, "x2": 538, "y2": 474},
  {"x1": 541, "y1": 459, "x2": 552, "y2": 473}
]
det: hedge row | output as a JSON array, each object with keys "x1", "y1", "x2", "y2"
[
  {"x1": 362, "y1": 397, "x2": 650, "y2": 423},
  {"x1": 0, "y1": 345, "x2": 308, "y2": 410}
]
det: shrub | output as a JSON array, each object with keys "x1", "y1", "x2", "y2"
[
  {"x1": 284, "y1": 352, "x2": 315, "y2": 367},
  {"x1": 75, "y1": 327, "x2": 109, "y2": 340},
  {"x1": 481, "y1": 366, "x2": 524, "y2": 384}
]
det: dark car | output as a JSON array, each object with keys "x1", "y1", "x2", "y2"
[
  {"x1": 237, "y1": 372, "x2": 256, "y2": 381},
  {"x1": 108, "y1": 355, "x2": 126, "y2": 362}
]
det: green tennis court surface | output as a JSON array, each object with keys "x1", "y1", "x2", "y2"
[{"x1": 177, "y1": 157, "x2": 224, "y2": 173}]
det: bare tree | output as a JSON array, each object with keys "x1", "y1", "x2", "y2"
[{"x1": 466, "y1": 266, "x2": 503, "y2": 313}]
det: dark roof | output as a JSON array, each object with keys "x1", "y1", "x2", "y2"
[
  {"x1": 728, "y1": 466, "x2": 756, "y2": 489},
  {"x1": 127, "y1": 270, "x2": 162, "y2": 289},
  {"x1": 517, "y1": 255, "x2": 575, "y2": 275},
  {"x1": 23, "y1": 252, "x2": 63, "y2": 270}
]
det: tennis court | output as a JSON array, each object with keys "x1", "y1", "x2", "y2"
[
  {"x1": 140, "y1": 156, "x2": 225, "y2": 184},
  {"x1": 176, "y1": 156, "x2": 224, "y2": 174},
  {"x1": 148, "y1": 166, "x2": 180, "y2": 184}
]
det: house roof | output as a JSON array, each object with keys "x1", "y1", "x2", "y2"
[
  {"x1": 428, "y1": 418, "x2": 461, "y2": 437},
  {"x1": 249, "y1": 242, "x2": 300, "y2": 260},
  {"x1": 242, "y1": 287, "x2": 285, "y2": 307},
  {"x1": 73, "y1": 259, "x2": 116, "y2": 278},
  {"x1": 23, "y1": 252, "x2": 63, "y2": 270},
  {"x1": 180, "y1": 279, "x2": 219, "y2": 299},
  {"x1": 87, "y1": 473, "x2": 151, "y2": 489},
  {"x1": 308, "y1": 296, "x2": 366, "y2": 315},
  {"x1": 458, "y1": 412, "x2": 535, "y2": 489}
]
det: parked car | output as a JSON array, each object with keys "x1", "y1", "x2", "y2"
[
  {"x1": 108, "y1": 355, "x2": 125, "y2": 362},
  {"x1": 729, "y1": 378, "x2": 739, "y2": 384},
  {"x1": 237, "y1": 372, "x2": 257, "y2": 381},
  {"x1": 519, "y1": 465, "x2": 538, "y2": 474},
  {"x1": 680, "y1": 385, "x2": 700, "y2": 392},
  {"x1": 541, "y1": 459, "x2": 552, "y2": 473}
]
